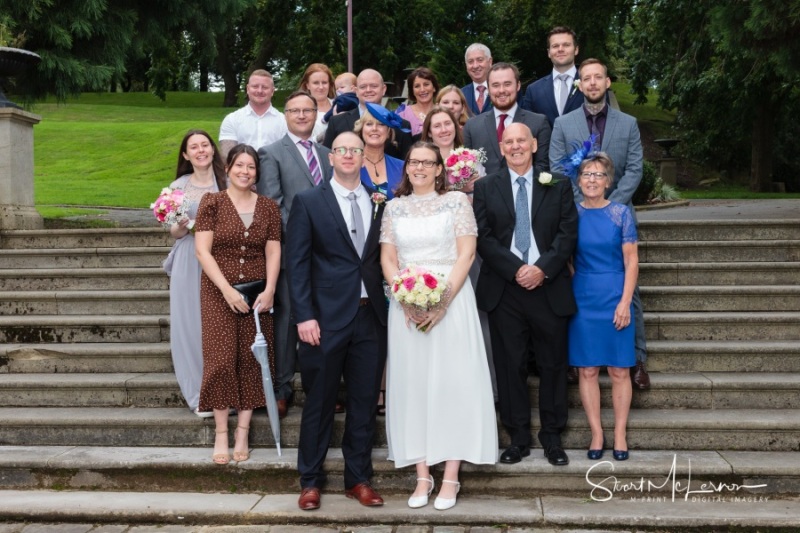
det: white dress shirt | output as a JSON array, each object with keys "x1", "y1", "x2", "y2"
[
  {"x1": 330, "y1": 177, "x2": 372, "y2": 297},
  {"x1": 509, "y1": 167, "x2": 540, "y2": 265},
  {"x1": 219, "y1": 103, "x2": 288, "y2": 151}
]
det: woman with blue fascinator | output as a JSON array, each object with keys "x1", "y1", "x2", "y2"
[{"x1": 353, "y1": 102, "x2": 409, "y2": 201}]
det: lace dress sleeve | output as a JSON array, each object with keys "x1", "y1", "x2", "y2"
[
  {"x1": 452, "y1": 192, "x2": 478, "y2": 238},
  {"x1": 621, "y1": 204, "x2": 638, "y2": 244},
  {"x1": 379, "y1": 198, "x2": 396, "y2": 245}
]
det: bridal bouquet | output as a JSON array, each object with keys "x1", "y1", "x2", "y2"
[
  {"x1": 390, "y1": 264, "x2": 450, "y2": 331},
  {"x1": 445, "y1": 147, "x2": 486, "y2": 190},
  {"x1": 150, "y1": 187, "x2": 190, "y2": 229}
]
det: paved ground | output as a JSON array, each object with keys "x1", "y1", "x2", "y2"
[{"x1": 53, "y1": 200, "x2": 800, "y2": 228}]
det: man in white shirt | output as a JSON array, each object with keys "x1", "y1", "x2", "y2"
[
  {"x1": 219, "y1": 69, "x2": 288, "y2": 159},
  {"x1": 461, "y1": 43, "x2": 493, "y2": 115}
]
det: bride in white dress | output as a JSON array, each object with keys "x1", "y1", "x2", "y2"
[{"x1": 380, "y1": 141, "x2": 497, "y2": 511}]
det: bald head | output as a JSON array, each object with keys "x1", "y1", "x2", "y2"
[
  {"x1": 356, "y1": 69, "x2": 386, "y2": 105},
  {"x1": 500, "y1": 123, "x2": 537, "y2": 175},
  {"x1": 328, "y1": 132, "x2": 365, "y2": 185}
]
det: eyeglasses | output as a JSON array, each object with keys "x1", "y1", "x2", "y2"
[
  {"x1": 285, "y1": 108, "x2": 316, "y2": 116},
  {"x1": 407, "y1": 159, "x2": 437, "y2": 168},
  {"x1": 331, "y1": 146, "x2": 364, "y2": 156},
  {"x1": 580, "y1": 171, "x2": 608, "y2": 180}
]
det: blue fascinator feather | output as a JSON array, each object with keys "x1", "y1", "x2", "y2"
[
  {"x1": 365, "y1": 102, "x2": 412, "y2": 133},
  {"x1": 560, "y1": 134, "x2": 599, "y2": 181}
]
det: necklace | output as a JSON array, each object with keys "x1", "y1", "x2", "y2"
[{"x1": 364, "y1": 153, "x2": 385, "y2": 177}]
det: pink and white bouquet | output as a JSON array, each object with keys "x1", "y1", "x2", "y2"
[
  {"x1": 390, "y1": 264, "x2": 450, "y2": 331},
  {"x1": 445, "y1": 147, "x2": 486, "y2": 190},
  {"x1": 150, "y1": 187, "x2": 189, "y2": 229}
]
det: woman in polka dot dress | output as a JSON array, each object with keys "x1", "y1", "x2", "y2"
[{"x1": 195, "y1": 143, "x2": 282, "y2": 465}]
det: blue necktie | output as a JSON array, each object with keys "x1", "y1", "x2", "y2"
[{"x1": 515, "y1": 176, "x2": 530, "y2": 263}]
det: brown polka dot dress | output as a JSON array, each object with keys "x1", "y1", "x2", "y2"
[{"x1": 195, "y1": 191, "x2": 282, "y2": 411}]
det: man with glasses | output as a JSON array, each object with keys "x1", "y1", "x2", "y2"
[
  {"x1": 323, "y1": 69, "x2": 413, "y2": 159},
  {"x1": 287, "y1": 131, "x2": 388, "y2": 511},
  {"x1": 549, "y1": 58, "x2": 650, "y2": 390},
  {"x1": 258, "y1": 90, "x2": 332, "y2": 418},
  {"x1": 219, "y1": 69, "x2": 287, "y2": 158}
]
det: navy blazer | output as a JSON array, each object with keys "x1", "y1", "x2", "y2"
[
  {"x1": 462, "y1": 83, "x2": 493, "y2": 116},
  {"x1": 286, "y1": 180, "x2": 388, "y2": 331},
  {"x1": 521, "y1": 74, "x2": 584, "y2": 128}
]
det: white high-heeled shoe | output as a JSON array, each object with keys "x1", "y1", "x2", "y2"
[
  {"x1": 434, "y1": 479, "x2": 461, "y2": 510},
  {"x1": 407, "y1": 476, "x2": 434, "y2": 508}
]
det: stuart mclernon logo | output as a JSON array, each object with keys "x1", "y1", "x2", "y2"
[{"x1": 585, "y1": 454, "x2": 769, "y2": 502}]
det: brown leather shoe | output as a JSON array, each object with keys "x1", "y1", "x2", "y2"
[
  {"x1": 298, "y1": 487, "x2": 320, "y2": 510},
  {"x1": 334, "y1": 401, "x2": 345, "y2": 414},
  {"x1": 631, "y1": 361, "x2": 651, "y2": 390},
  {"x1": 277, "y1": 399, "x2": 288, "y2": 419},
  {"x1": 566, "y1": 366, "x2": 579, "y2": 384},
  {"x1": 345, "y1": 482, "x2": 384, "y2": 506}
]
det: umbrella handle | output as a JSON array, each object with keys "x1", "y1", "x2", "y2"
[{"x1": 253, "y1": 304, "x2": 262, "y2": 335}]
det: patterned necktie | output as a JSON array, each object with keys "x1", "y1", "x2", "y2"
[
  {"x1": 496, "y1": 113, "x2": 508, "y2": 143},
  {"x1": 299, "y1": 140, "x2": 322, "y2": 185},
  {"x1": 476, "y1": 85, "x2": 486, "y2": 112},
  {"x1": 514, "y1": 176, "x2": 531, "y2": 263},
  {"x1": 556, "y1": 73, "x2": 570, "y2": 115},
  {"x1": 347, "y1": 192, "x2": 365, "y2": 257}
]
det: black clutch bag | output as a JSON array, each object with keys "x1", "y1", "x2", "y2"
[{"x1": 232, "y1": 279, "x2": 266, "y2": 310}]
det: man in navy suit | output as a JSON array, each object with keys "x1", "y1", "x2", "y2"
[
  {"x1": 549, "y1": 58, "x2": 650, "y2": 390},
  {"x1": 521, "y1": 26, "x2": 584, "y2": 128},
  {"x1": 287, "y1": 132, "x2": 388, "y2": 510},
  {"x1": 461, "y1": 43, "x2": 494, "y2": 116}
]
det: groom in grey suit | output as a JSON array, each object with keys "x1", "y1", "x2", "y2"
[
  {"x1": 549, "y1": 58, "x2": 650, "y2": 389},
  {"x1": 258, "y1": 90, "x2": 332, "y2": 415}
]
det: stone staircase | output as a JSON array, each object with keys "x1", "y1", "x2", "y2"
[{"x1": 1, "y1": 220, "x2": 800, "y2": 526}]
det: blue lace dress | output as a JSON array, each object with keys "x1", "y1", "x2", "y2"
[{"x1": 568, "y1": 202, "x2": 638, "y2": 368}]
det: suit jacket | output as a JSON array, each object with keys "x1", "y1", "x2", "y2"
[
  {"x1": 549, "y1": 106, "x2": 643, "y2": 212},
  {"x1": 521, "y1": 74, "x2": 584, "y2": 128},
  {"x1": 463, "y1": 107, "x2": 552, "y2": 175},
  {"x1": 258, "y1": 134, "x2": 332, "y2": 229},
  {"x1": 322, "y1": 107, "x2": 415, "y2": 160},
  {"x1": 286, "y1": 180, "x2": 388, "y2": 331},
  {"x1": 461, "y1": 82, "x2": 493, "y2": 116},
  {"x1": 473, "y1": 168, "x2": 577, "y2": 316}
]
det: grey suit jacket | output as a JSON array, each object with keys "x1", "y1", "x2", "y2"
[
  {"x1": 462, "y1": 107, "x2": 551, "y2": 175},
  {"x1": 549, "y1": 106, "x2": 643, "y2": 211},
  {"x1": 257, "y1": 134, "x2": 332, "y2": 229}
]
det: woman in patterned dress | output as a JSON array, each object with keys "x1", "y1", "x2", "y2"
[
  {"x1": 195, "y1": 144, "x2": 282, "y2": 465},
  {"x1": 164, "y1": 129, "x2": 226, "y2": 417}
]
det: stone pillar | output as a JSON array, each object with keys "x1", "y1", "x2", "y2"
[
  {"x1": 0, "y1": 107, "x2": 43, "y2": 230},
  {"x1": 659, "y1": 157, "x2": 678, "y2": 187}
]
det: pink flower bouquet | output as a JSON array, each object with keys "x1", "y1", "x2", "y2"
[
  {"x1": 445, "y1": 147, "x2": 487, "y2": 190},
  {"x1": 150, "y1": 187, "x2": 189, "y2": 229},
  {"x1": 390, "y1": 264, "x2": 450, "y2": 331}
]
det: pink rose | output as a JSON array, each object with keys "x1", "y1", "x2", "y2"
[
  {"x1": 446, "y1": 154, "x2": 459, "y2": 167},
  {"x1": 403, "y1": 277, "x2": 416, "y2": 291},
  {"x1": 422, "y1": 273, "x2": 438, "y2": 289}
]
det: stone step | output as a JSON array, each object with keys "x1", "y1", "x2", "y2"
[
  {"x1": 0, "y1": 227, "x2": 171, "y2": 249},
  {"x1": 0, "y1": 247, "x2": 170, "y2": 268},
  {"x1": 0, "y1": 267, "x2": 168, "y2": 291},
  {"x1": 0, "y1": 315, "x2": 168, "y2": 343},
  {"x1": 1, "y1": 406, "x2": 798, "y2": 451},
  {"x1": 638, "y1": 219, "x2": 800, "y2": 242},
  {"x1": 640, "y1": 285, "x2": 800, "y2": 312},
  {"x1": 639, "y1": 261, "x2": 800, "y2": 286},
  {"x1": 647, "y1": 340, "x2": 800, "y2": 372},
  {"x1": 2, "y1": 446, "x2": 798, "y2": 497},
  {"x1": 0, "y1": 342, "x2": 173, "y2": 373},
  {"x1": 640, "y1": 240, "x2": 800, "y2": 263},
  {"x1": 645, "y1": 312, "x2": 800, "y2": 341},
  {"x1": 0, "y1": 290, "x2": 169, "y2": 316}
]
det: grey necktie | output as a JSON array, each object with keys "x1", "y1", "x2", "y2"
[
  {"x1": 556, "y1": 73, "x2": 570, "y2": 115},
  {"x1": 514, "y1": 176, "x2": 531, "y2": 263},
  {"x1": 347, "y1": 192, "x2": 365, "y2": 257}
]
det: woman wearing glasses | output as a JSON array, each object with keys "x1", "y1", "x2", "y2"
[
  {"x1": 568, "y1": 152, "x2": 638, "y2": 462},
  {"x1": 380, "y1": 142, "x2": 497, "y2": 511}
]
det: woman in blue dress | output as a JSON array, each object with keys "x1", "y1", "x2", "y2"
[{"x1": 568, "y1": 152, "x2": 638, "y2": 461}]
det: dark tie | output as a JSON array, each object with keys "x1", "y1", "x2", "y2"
[
  {"x1": 299, "y1": 140, "x2": 322, "y2": 185},
  {"x1": 347, "y1": 192, "x2": 365, "y2": 256},
  {"x1": 556, "y1": 73, "x2": 570, "y2": 115},
  {"x1": 514, "y1": 176, "x2": 530, "y2": 263},
  {"x1": 476, "y1": 85, "x2": 486, "y2": 112},
  {"x1": 497, "y1": 113, "x2": 508, "y2": 143}
]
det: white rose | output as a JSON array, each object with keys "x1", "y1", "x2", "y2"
[
  {"x1": 415, "y1": 294, "x2": 429, "y2": 306},
  {"x1": 404, "y1": 294, "x2": 416, "y2": 305},
  {"x1": 538, "y1": 172, "x2": 553, "y2": 185},
  {"x1": 429, "y1": 292, "x2": 441, "y2": 304}
]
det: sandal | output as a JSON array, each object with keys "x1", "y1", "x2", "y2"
[
  {"x1": 233, "y1": 425, "x2": 250, "y2": 462},
  {"x1": 377, "y1": 390, "x2": 386, "y2": 416},
  {"x1": 213, "y1": 429, "x2": 230, "y2": 465}
]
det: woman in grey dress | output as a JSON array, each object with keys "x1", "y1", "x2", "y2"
[{"x1": 163, "y1": 129, "x2": 227, "y2": 416}]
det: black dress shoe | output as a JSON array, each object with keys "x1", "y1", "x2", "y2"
[
  {"x1": 499, "y1": 445, "x2": 530, "y2": 464},
  {"x1": 631, "y1": 361, "x2": 650, "y2": 390},
  {"x1": 544, "y1": 445, "x2": 570, "y2": 466},
  {"x1": 566, "y1": 366, "x2": 579, "y2": 384}
]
